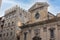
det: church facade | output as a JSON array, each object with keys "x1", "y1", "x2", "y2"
[{"x1": 20, "y1": 2, "x2": 60, "y2": 40}]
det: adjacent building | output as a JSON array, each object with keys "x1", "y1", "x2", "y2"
[{"x1": 4, "y1": 5, "x2": 31, "y2": 40}]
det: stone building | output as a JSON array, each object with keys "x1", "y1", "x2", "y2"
[
  {"x1": 1, "y1": 2, "x2": 60, "y2": 40},
  {"x1": 4, "y1": 5, "x2": 31, "y2": 40},
  {"x1": 20, "y1": 2, "x2": 60, "y2": 40},
  {"x1": 0, "y1": 16, "x2": 16, "y2": 40}
]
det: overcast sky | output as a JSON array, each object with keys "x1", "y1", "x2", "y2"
[{"x1": 0, "y1": 0, "x2": 60, "y2": 17}]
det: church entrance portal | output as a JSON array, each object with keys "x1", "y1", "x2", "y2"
[{"x1": 33, "y1": 36, "x2": 41, "y2": 40}]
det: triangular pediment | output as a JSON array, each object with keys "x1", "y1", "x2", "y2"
[{"x1": 29, "y1": 2, "x2": 49, "y2": 12}]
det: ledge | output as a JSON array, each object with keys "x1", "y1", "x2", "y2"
[{"x1": 20, "y1": 17, "x2": 60, "y2": 29}]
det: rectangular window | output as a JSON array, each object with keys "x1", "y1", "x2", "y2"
[
  {"x1": 3, "y1": 33, "x2": 5, "y2": 36},
  {"x1": 43, "y1": 27, "x2": 47, "y2": 32},
  {"x1": 8, "y1": 23, "x2": 10, "y2": 27},
  {"x1": 12, "y1": 22, "x2": 14, "y2": 26},
  {"x1": 7, "y1": 33, "x2": 8, "y2": 36},
  {"x1": 1, "y1": 25, "x2": 3, "y2": 29},
  {"x1": 34, "y1": 29, "x2": 40, "y2": 36},
  {"x1": 10, "y1": 32, "x2": 12, "y2": 36},
  {"x1": 24, "y1": 32, "x2": 27, "y2": 40},
  {"x1": 50, "y1": 29, "x2": 54, "y2": 38},
  {"x1": 0, "y1": 34, "x2": 2, "y2": 37}
]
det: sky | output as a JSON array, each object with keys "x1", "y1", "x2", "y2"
[{"x1": 0, "y1": 0, "x2": 60, "y2": 17}]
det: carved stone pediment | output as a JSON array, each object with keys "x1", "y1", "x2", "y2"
[{"x1": 29, "y1": 2, "x2": 49, "y2": 12}]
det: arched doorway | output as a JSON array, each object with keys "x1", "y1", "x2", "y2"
[{"x1": 33, "y1": 36, "x2": 41, "y2": 40}]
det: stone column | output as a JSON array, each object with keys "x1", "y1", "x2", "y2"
[
  {"x1": 55, "y1": 25, "x2": 58, "y2": 40},
  {"x1": 57, "y1": 25, "x2": 60, "y2": 40},
  {"x1": 42, "y1": 27, "x2": 47, "y2": 40},
  {"x1": 40, "y1": 27, "x2": 43, "y2": 40},
  {"x1": 47, "y1": 26, "x2": 50, "y2": 40}
]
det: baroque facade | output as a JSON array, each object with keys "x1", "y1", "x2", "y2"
[{"x1": 20, "y1": 2, "x2": 60, "y2": 40}]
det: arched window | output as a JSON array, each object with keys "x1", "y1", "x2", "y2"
[
  {"x1": 8, "y1": 23, "x2": 10, "y2": 27},
  {"x1": 12, "y1": 22, "x2": 14, "y2": 26}
]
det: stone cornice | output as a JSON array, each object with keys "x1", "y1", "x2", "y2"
[{"x1": 20, "y1": 17, "x2": 60, "y2": 29}]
